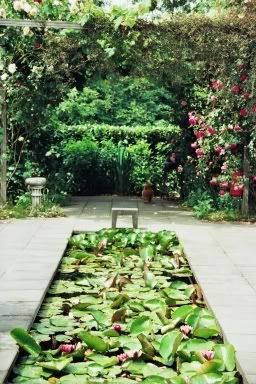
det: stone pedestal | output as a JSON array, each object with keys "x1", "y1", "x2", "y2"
[{"x1": 25, "y1": 177, "x2": 46, "y2": 208}]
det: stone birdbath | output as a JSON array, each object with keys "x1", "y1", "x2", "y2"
[{"x1": 25, "y1": 177, "x2": 47, "y2": 208}]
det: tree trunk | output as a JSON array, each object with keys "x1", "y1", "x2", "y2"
[
  {"x1": 241, "y1": 146, "x2": 250, "y2": 217},
  {"x1": 0, "y1": 88, "x2": 7, "y2": 204}
]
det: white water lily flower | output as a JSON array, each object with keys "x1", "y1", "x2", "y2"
[
  {"x1": 8, "y1": 63, "x2": 17, "y2": 74},
  {"x1": 1, "y1": 73, "x2": 8, "y2": 81}
]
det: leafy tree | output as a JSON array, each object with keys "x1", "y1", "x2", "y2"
[{"x1": 51, "y1": 76, "x2": 177, "y2": 126}]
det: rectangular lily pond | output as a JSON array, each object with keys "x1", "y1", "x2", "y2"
[{"x1": 9, "y1": 229, "x2": 241, "y2": 384}]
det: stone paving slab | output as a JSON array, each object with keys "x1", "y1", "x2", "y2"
[
  {"x1": 0, "y1": 218, "x2": 74, "y2": 383},
  {"x1": 1, "y1": 197, "x2": 256, "y2": 384}
]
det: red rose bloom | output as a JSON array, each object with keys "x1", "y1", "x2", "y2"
[
  {"x1": 240, "y1": 108, "x2": 248, "y2": 117},
  {"x1": 207, "y1": 126, "x2": 216, "y2": 135},
  {"x1": 231, "y1": 84, "x2": 241, "y2": 94}
]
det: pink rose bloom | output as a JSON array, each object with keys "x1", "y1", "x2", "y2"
[
  {"x1": 188, "y1": 113, "x2": 198, "y2": 126},
  {"x1": 221, "y1": 162, "x2": 228, "y2": 171},
  {"x1": 202, "y1": 350, "x2": 215, "y2": 360},
  {"x1": 219, "y1": 190, "x2": 225, "y2": 196},
  {"x1": 195, "y1": 131, "x2": 205, "y2": 139},
  {"x1": 240, "y1": 73, "x2": 248, "y2": 82},
  {"x1": 59, "y1": 344, "x2": 75, "y2": 354},
  {"x1": 233, "y1": 124, "x2": 242, "y2": 132},
  {"x1": 240, "y1": 108, "x2": 248, "y2": 117},
  {"x1": 211, "y1": 79, "x2": 223, "y2": 90},
  {"x1": 243, "y1": 92, "x2": 252, "y2": 100},
  {"x1": 207, "y1": 126, "x2": 216, "y2": 135},
  {"x1": 180, "y1": 325, "x2": 193, "y2": 336},
  {"x1": 191, "y1": 142, "x2": 198, "y2": 148},
  {"x1": 251, "y1": 104, "x2": 256, "y2": 113},
  {"x1": 215, "y1": 147, "x2": 225, "y2": 155},
  {"x1": 112, "y1": 323, "x2": 123, "y2": 333},
  {"x1": 210, "y1": 177, "x2": 218, "y2": 186},
  {"x1": 195, "y1": 148, "x2": 204, "y2": 158},
  {"x1": 231, "y1": 84, "x2": 241, "y2": 94}
]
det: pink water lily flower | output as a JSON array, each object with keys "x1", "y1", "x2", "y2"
[
  {"x1": 117, "y1": 353, "x2": 129, "y2": 363},
  {"x1": 180, "y1": 325, "x2": 193, "y2": 336},
  {"x1": 59, "y1": 344, "x2": 75, "y2": 354},
  {"x1": 126, "y1": 350, "x2": 142, "y2": 359},
  {"x1": 201, "y1": 350, "x2": 215, "y2": 360}
]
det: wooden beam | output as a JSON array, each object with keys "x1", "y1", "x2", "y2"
[
  {"x1": 0, "y1": 88, "x2": 7, "y2": 204},
  {"x1": 0, "y1": 18, "x2": 82, "y2": 29}
]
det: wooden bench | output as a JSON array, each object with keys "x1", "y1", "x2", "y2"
[{"x1": 111, "y1": 207, "x2": 139, "y2": 229}]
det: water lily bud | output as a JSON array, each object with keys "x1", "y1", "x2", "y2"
[
  {"x1": 112, "y1": 323, "x2": 122, "y2": 333},
  {"x1": 201, "y1": 350, "x2": 215, "y2": 360},
  {"x1": 180, "y1": 325, "x2": 193, "y2": 336}
]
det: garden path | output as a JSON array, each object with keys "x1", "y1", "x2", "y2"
[{"x1": 0, "y1": 196, "x2": 256, "y2": 383}]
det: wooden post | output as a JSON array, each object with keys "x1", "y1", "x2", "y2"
[
  {"x1": 242, "y1": 145, "x2": 250, "y2": 217},
  {"x1": 0, "y1": 88, "x2": 7, "y2": 204}
]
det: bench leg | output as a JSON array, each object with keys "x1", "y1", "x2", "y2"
[
  {"x1": 132, "y1": 214, "x2": 138, "y2": 229},
  {"x1": 112, "y1": 212, "x2": 117, "y2": 228}
]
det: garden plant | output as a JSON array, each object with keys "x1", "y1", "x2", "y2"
[
  {"x1": 10, "y1": 229, "x2": 239, "y2": 384},
  {"x1": 0, "y1": 0, "x2": 256, "y2": 220}
]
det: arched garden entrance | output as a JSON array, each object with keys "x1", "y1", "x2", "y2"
[{"x1": 0, "y1": 0, "x2": 256, "y2": 219}]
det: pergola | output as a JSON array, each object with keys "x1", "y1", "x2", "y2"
[
  {"x1": 0, "y1": 18, "x2": 83, "y2": 203},
  {"x1": 0, "y1": 17, "x2": 253, "y2": 215}
]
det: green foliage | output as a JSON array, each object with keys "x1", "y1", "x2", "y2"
[
  {"x1": 10, "y1": 328, "x2": 41, "y2": 357},
  {"x1": 0, "y1": 192, "x2": 64, "y2": 220},
  {"x1": 216, "y1": 194, "x2": 242, "y2": 212},
  {"x1": 51, "y1": 77, "x2": 177, "y2": 127},
  {"x1": 114, "y1": 144, "x2": 133, "y2": 194},
  {"x1": 193, "y1": 197, "x2": 214, "y2": 219},
  {"x1": 61, "y1": 139, "x2": 99, "y2": 195}
]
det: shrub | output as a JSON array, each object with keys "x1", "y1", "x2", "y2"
[{"x1": 61, "y1": 139, "x2": 99, "y2": 195}]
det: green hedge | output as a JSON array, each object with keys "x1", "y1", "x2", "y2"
[{"x1": 56, "y1": 123, "x2": 181, "y2": 147}]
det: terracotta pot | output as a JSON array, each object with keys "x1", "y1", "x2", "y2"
[{"x1": 142, "y1": 183, "x2": 154, "y2": 203}]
